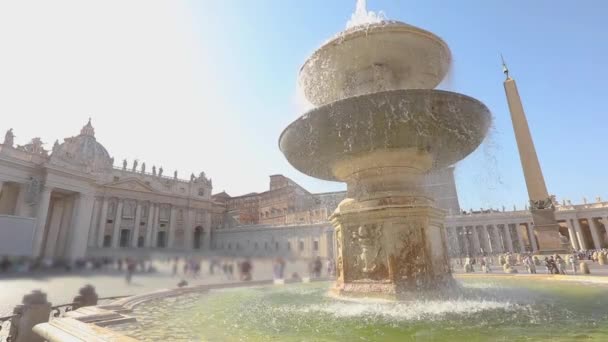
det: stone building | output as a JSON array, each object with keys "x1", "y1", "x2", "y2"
[{"x1": 0, "y1": 121, "x2": 214, "y2": 260}]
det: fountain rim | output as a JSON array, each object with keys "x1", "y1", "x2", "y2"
[
  {"x1": 298, "y1": 20, "x2": 452, "y2": 75},
  {"x1": 279, "y1": 88, "x2": 490, "y2": 151}
]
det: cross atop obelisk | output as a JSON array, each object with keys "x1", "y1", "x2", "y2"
[{"x1": 502, "y1": 60, "x2": 567, "y2": 252}]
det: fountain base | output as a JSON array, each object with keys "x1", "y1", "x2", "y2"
[{"x1": 330, "y1": 200, "x2": 453, "y2": 298}]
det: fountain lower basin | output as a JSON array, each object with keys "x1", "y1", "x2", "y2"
[
  {"x1": 111, "y1": 277, "x2": 608, "y2": 341},
  {"x1": 279, "y1": 89, "x2": 491, "y2": 182}
]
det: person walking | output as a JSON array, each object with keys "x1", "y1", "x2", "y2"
[
  {"x1": 569, "y1": 253, "x2": 578, "y2": 275},
  {"x1": 126, "y1": 258, "x2": 136, "y2": 284}
]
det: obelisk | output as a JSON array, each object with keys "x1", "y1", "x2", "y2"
[{"x1": 502, "y1": 59, "x2": 566, "y2": 252}]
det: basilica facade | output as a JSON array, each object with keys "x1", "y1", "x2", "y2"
[{"x1": 0, "y1": 121, "x2": 214, "y2": 261}]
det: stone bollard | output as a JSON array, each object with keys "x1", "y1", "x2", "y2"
[
  {"x1": 579, "y1": 262, "x2": 590, "y2": 274},
  {"x1": 72, "y1": 284, "x2": 98, "y2": 310},
  {"x1": 10, "y1": 290, "x2": 51, "y2": 342}
]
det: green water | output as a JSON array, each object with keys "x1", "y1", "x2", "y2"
[{"x1": 114, "y1": 278, "x2": 608, "y2": 341}]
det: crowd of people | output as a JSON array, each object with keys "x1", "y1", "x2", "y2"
[{"x1": 454, "y1": 248, "x2": 608, "y2": 275}]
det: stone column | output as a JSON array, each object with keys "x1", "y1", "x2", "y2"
[
  {"x1": 14, "y1": 183, "x2": 28, "y2": 217},
  {"x1": 32, "y1": 187, "x2": 52, "y2": 258},
  {"x1": 11, "y1": 290, "x2": 51, "y2": 342},
  {"x1": 571, "y1": 218, "x2": 587, "y2": 250},
  {"x1": 565, "y1": 219, "x2": 580, "y2": 250},
  {"x1": 43, "y1": 199, "x2": 64, "y2": 259},
  {"x1": 588, "y1": 217, "x2": 602, "y2": 249},
  {"x1": 527, "y1": 223, "x2": 539, "y2": 252},
  {"x1": 132, "y1": 201, "x2": 142, "y2": 247},
  {"x1": 96, "y1": 197, "x2": 109, "y2": 247},
  {"x1": 490, "y1": 224, "x2": 502, "y2": 253},
  {"x1": 167, "y1": 206, "x2": 177, "y2": 248},
  {"x1": 470, "y1": 225, "x2": 481, "y2": 256},
  {"x1": 204, "y1": 210, "x2": 212, "y2": 250},
  {"x1": 145, "y1": 203, "x2": 155, "y2": 247},
  {"x1": 111, "y1": 199, "x2": 123, "y2": 248},
  {"x1": 151, "y1": 204, "x2": 160, "y2": 247},
  {"x1": 55, "y1": 196, "x2": 74, "y2": 256},
  {"x1": 65, "y1": 193, "x2": 95, "y2": 261},
  {"x1": 503, "y1": 224, "x2": 514, "y2": 252},
  {"x1": 515, "y1": 223, "x2": 525, "y2": 253},
  {"x1": 87, "y1": 197, "x2": 101, "y2": 247},
  {"x1": 184, "y1": 208, "x2": 195, "y2": 251}
]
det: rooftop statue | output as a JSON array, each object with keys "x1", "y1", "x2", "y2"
[{"x1": 3, "y1": 128, "x2": 14, "y2": 147}]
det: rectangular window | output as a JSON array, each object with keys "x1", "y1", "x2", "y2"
[
  {"x1": 313, "y1": 241, "x2": 319, "y2": 251},
  {"x1": 299, "y1": 241, "x2": 304, "y2": 251}
]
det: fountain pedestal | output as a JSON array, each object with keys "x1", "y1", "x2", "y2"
[
  {"x1": 328, "y1": 149, "x2": 452, "y2": 298},
  {"x1": 331, "y1": 203, "x2": 451, "y2": 298}
]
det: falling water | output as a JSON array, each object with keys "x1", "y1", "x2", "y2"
[{"x1": 345, "y1": 0, "x2": 385, "y2": 29}]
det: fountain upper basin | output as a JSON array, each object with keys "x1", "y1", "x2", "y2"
[
  {"x1": 279, "y1": 89, "x2": 491, "y2": 182},
  {"x1": 299, "y1": 21, "x2": 451, "y2": 107}
]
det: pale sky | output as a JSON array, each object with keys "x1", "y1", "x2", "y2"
[{"x1": 1, "y1": 0, "x2": 607, "y2": 211}]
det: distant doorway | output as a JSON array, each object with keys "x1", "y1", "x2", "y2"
[
  {"x1": 119, "y1": 229, "x2": 130, "y2": 247},
  {"x1": 156, "y1": 231, "x2": 166, "y2": 248},
  {"x1": 193, "y1": 226, "x2": 203, "y2": 249}
]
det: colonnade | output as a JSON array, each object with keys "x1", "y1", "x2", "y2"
[
  {"x1": 445, "y1": 213, "x2": 608, "y2": 257},
  {"x1": 445, "y1": 222, "x2": 538, "y2": 257}
]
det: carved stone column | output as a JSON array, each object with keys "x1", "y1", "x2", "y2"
[
  {"x1": 87, "y1": 197, "x2": 101, "y2": 247},
  {"x1": 131, "y1": 201, "x2": 142, "y2": 248},
  {"x1": 470, "y1": 225, "x2": 481, "y2": 256},
  {"x1": 571, "y1": 218, "x2": 587, "y2": 250},
  {"x1": 514, "y1": 223, "x2": 525, "y2": 253},
  {"x1": 32, "y1": 187, "x2": 53, "y2": 258},
  {"x1": 489, "y1": 224, "x2": 502, "y2": 254},
  {"x1": 145, "y1": 203, "x2": 155, "y2": 247},
  {"x1": 66, "y1": 193, "x2": 95, "y2": 261},
  {"x1": 588, "y1": 217, "x2": 602, "y2": 249},
  {"x1": 167, "y1": 206, "x2": 177, "y2": 249},
  {"x1": 565, "y1": 219, "x2": 580, "y2": 250},
  {"x1": 111, "y1": 199, "x2": 123, "y2": 248},
  {"x1": 96, "y1": 198, "x2": 109, "y2": 247},
  {"x1": 527, "y1": 223, "x2": 539, "y2": 252},
  {"x1": 150, "y1": 204, "x2": 160, "y2": 247},
  {"x1": 502, "y1": 224, "x2": 514, "y2": 252}
]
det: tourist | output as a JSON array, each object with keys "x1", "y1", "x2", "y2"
[
  {"x1": 313, "y1": 257, "x2": 323, "y2": 278},
  {"x1": 326, "y1": 259, "x2": 335, "y2": 276},
  {"x1": 125, "y1": 258, "x2": 136, "y2": 284},
  {"x1": 543, "y1": 257, "x2": 552, "y2": 274},
  {"x1": 183, "y1": 259, "x2": 189, "y2": 277},
  {"x1": 172, "y1": 258, "x2": 178, "y2": 277},
  {"x1": 555, "y1": 255, "x2": 566, "y2": 275},
  {"x1": 569, "y1": 253, "x2": 578, "y2": 275}
]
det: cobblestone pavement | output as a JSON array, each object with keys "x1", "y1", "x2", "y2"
[{"x1": 0, "y1": 258, "x2": 312, "y2": 317}]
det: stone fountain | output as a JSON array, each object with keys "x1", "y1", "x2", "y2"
[{"x1": 279, "y1": 14, "x2": 491, "y2": 297}]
